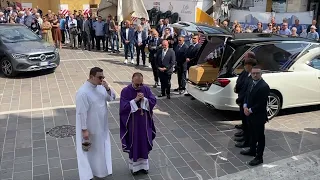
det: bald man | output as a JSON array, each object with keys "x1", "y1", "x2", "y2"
[{"x1": 156, "y1": 40, "x2": 176, "y2": 99}]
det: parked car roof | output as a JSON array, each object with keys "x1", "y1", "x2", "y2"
[
  {"x1": 0, "y1": 23, "x2": 24, "y2": 27},
  {"x1": 229, "y1": 33, "x2": 318, "y2": 46}
]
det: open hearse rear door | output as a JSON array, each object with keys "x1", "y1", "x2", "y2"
[{"x1": 171, "y1": 22, "x2": 234, "y2": 85}]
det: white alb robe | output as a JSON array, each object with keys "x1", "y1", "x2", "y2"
[{"x1": 75, "y1": 81, "x2": 116, "y2": 180}]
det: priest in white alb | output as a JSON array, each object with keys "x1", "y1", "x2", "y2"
[{"x1": 75, "y1": 67, "x2": 116, "y2": 180}]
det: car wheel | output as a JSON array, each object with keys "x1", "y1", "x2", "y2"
[
  {"x1": 267, "y1": 92, "x2": 281, "y2": 120},
  {"x1": 1, "y1": 58, "x2": 16, "y2": 77}
]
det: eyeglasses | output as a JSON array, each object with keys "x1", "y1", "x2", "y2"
[
  {"x1": 96, "y1": 76, "x2": 105, "y2": 80},
  {"x1": 268, "y1": 24, "x2": 272, "y2": 26}
]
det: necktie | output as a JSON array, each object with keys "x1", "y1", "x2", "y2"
[
  {"x1": 250, "y1": 81, "x2": 256, "y2": 92},
  {"x1": 162, "y1": 50, "x2": 166, "y2": 61},
  {"x1": 155, "y1": 38, "x2": 157, "y2": 46}
]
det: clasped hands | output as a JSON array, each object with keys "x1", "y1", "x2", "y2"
[
  {"x1": 158, "y1": 67, "x2": 167, "y2": 72},
  {"x1": 134, "y1": 92, "x2": 144, "y2": 102},
  {"x1": 244, "y1": 107, "x2": 251, "y2": 116}
]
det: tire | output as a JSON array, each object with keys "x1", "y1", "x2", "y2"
[
  {"x1": 1, "y1": 58, "x2": 17, "y2": 77},
  {"x1": 267, "y1": 92, "x2": 281, "y2": 120}
]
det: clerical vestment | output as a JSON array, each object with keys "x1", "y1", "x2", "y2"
[
  {"x1": 75, "y1": 81, "x2": 116, "y2": 180},
  {"x1": 119, "y1": 84, "x2": 157, "y2": 173}
]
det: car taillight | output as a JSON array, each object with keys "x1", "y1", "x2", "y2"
[{"x1": 213, "y1": 78, "x2": 230, "y2": 87}]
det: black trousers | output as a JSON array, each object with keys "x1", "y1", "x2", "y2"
[
  {"x1": 240, "y1": 105, "x2": 250, "y2": 144},
  {"x1": 248, "y1": 119, "x2": 265, "y2": 159},
  {"x1": 90, "y1": 31, "x2": 95, "y2": 49},
  {"x1": 105, "y1": 36, "x2": 110, "y2": 51},
  {"x1": 159, "y1": 71, "x2": 171, "y2": 95},
  {"x1": 60, "y1": 29, "x2": 65, "y2": 44},
  {"x1": 149, "y1": 52, "x2": 158, "y2": 83},
  {"x1": 95, "y1": 36, "x2": 105, "y2": 50},
  {"x1": 82, "y1": 32, "x2": 91, "y2": 50},
  {"x1": 78, "y1": 32, "x2": 82, "y2": 46},
  {"x1": 177, "y1": 67, "x2": 187, "y2": 90},
  {"x1": 136, "y1": 45, "x2": 146, "y2": 65}
]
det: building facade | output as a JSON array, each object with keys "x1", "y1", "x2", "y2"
[{"x1": 1, "y1": 0, "x2": 101, "y2": 14}]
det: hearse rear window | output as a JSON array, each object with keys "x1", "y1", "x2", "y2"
[{"x1": 251, "y1": 43, "x2": 308, "y2": 71}]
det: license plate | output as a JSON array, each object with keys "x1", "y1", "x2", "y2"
[{"x1": 39, "y1": 61, "x2": 48, "y2": 66}]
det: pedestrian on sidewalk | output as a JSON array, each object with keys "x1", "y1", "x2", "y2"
[
  {"x1": 75, "y1": 67, "x2": 116, "y2": 180},
  {"x1": 119, "y1": 72, "x2": 157, "y2": 175}
]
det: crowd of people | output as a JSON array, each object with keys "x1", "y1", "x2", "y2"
[{"x1": 221, "y1": 17, "x2": 320, "y2": 41}]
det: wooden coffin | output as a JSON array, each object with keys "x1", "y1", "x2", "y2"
[{"x1": 188, "y1": 63, "x2": 219, "y2": 85}]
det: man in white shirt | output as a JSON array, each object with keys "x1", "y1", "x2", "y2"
[{"x1": 68, "y1": 14, "x2": 78, "y2": 48}]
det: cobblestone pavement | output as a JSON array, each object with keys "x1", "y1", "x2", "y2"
[{"x1": 0, "y1": 49, "x2": 320, "y2": 180}]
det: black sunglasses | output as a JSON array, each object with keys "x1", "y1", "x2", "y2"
[{"x1": 96, "y1": 76, "x2": 105, "y2": 80}]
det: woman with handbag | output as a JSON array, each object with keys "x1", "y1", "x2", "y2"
[{"x1": 41, "y1": 16, "x2": 53, "y2": 44}]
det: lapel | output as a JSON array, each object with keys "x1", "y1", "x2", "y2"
[
  {"x1": 162, "y1": 49, "x2": 169, "y2": 61},
  {"x1": 250, "y1": 80, "x2": 262, "y2": 97}
]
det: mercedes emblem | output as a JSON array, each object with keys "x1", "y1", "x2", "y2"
[{"x1": 39, "y1": 54, "x2": 46, "y2": 61}]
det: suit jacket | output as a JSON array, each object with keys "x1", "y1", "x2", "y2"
[
  {"x1": 235, "y1": 71, "x2": 251, "y2": 105},
  {"x1": 186, "y1": 43, "x2": 201, "y2": 66},
  {"x1": 174, "y1": 43, "x2": 189, "y2": 71},
  {"x1": 148, "y1": 37, "x2": 162, "y2": 54},
  {"x1": 77, "y1": 18, "x2": 83, "y2": 29},
  {"x1": 157, "y1": 25, "x2": 165, "y2": 37},
  {"x1": 83, "y1": 19, "x2": 91, "y2": 35},
  {"x1": 134, "y1": 31, "x2": 147, "y2": 46},
  {"x1": 156, "y1": 48, "x2": 176, "y2": 74},
  {"x1": 121, "y1": 27, "x2": 135, "y2": 44},
  {"x1": 244, "y1": 79, "x2": 270, "y2": 124}
]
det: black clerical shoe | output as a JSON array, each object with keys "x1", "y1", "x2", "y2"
[
  {"x1": 141, "y1": 169, "x2": 149, "y2": 174},
  {"x1": 249, "y1": 157, "x2": 263, "y2": 166},
  {"x1": 153, "y1": 83, "x2": 158, "y2": 88},
  {"x1": 184, "y1": 93, "x2": 191, "y2": 96},
  {"x1": 158, "y1": 94, "x2": 166, "y2": 98},
  {"x1": 191, "y1": 97, "x2": 195, "y2": 100},
  {"x1": 234, "y1": 131, "x2": 244, "y2": 137},
  {"x1": 131, "y1": 170, "x2": 138, "y2": 175},
  {"x1": 240, "y1": 149, "x2": 256, "y2": 157},
  {"x1": 235, "y1": 142, "x2": 250, "y2": 148},
  {"x1": 235, "y1": 124, "x2": 243, "y2": 129},
  {"x1": 167, "y1": 94, "x2": 171, "y2": 99},
  {"x1": 234, "y1": 136, "x2": 245, "y2": 142}
]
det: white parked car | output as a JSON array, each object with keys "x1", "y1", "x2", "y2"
[{"x1": 178, "y1": 23, "x2": 320, "y2": 119}]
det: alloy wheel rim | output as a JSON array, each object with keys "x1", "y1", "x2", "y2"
[
  {"x1": 1, "y1": 60, "x2": 12, "y2": 75},
  {"x1": 267, "y1": 96, "x2": 279, "y2": 118}
]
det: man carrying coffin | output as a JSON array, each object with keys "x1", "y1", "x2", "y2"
[{"x1": 119, "y1": 72, "x2": 157, "y2": 175}]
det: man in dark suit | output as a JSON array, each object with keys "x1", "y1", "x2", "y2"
[
  {"x1": 156, "y1": 40, "x2": 176, "y2": 99},
  {"x1": 148, "y1": 30, "x2": 162, "y2": 87},
  {"x1": 240, "y1": 65, "x2": 270, "y2": 166},
  {"x1": 174, "y1": 36, "x2": 189, "y2": 94},
  {"x1": 185, "y1": 35, "x2": 201, "y2": 97},
  {"x1": 89, "y1": 14, "x2": 96, "y2": 50},
  {"x1": 82, "y1": 14, "x2": 92, "y2": 51},
  {"x1": 134, "y1": 25, "x2": 148, "y2": 66},
  {"x1": 157, "y1": 19, "x2": 164, "y2": 37},
  {"x1": 121, "y1": 20, "x2": 135, "y2": 64},
  {"x1": 234, "y1": 56, "x2": 257, "y2": 148}
]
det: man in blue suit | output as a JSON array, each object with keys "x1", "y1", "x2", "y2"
[
  {"x1": 134, "y1": 25, "x2": 148, "y2": 66},
  {"x1": 121, "y1": 20, "x2": 135, "y2": 64}
]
